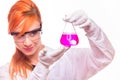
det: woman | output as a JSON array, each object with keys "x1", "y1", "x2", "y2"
[{"x1": 0, "y1": 0, "x2": 115, "y2": 80}]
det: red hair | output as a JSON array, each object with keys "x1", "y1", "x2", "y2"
[{"x1": 8, "y1": 0, "x2": 42, "y2": 79}]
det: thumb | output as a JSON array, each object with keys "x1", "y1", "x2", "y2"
[{"x1": 39, "y1": 46, "x2": 70, "y2": 67}]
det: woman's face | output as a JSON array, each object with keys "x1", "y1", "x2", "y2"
[{"x1": 13, "y1": 20, "x2": 43, "y2": 56}]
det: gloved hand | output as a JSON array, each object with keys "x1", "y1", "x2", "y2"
[
  {"x1": 63, "y1": 10, "x2": 95, "y2": 31},
  {"x1": 29, "y1": 46, "x2": 70, "y2": 80},
  {"x1": 39, "y1": 46, "x2": 70, "y2": 68}
]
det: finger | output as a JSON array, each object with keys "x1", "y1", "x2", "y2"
[
  {"x1": 63, "y1": 10, "x2": 87, "y2": 24},
  {"x1": 43, "y1": 46, "x2": 69, "y2": 63},
  {"x1": 39, "y1": 48, "x2": 47, "y2": 57},
  {"x1": 39, "y1": 46, "x2": 70, "y2": 67},
  {"x1": 50, "y1": 46, "x2": 70, "y2": 57},
  {"x1": 72, "y1": 15, "x2": 88, "y2": 26},
  {"x1": 64, "y1": 14, "x2": 80, "y2": 23},
  {"x1": 40, "y1": 56, "x2": 53, "y2": 66},
  {"x1": 79, "y1": 19, "x2": 91, "y2": 28}
]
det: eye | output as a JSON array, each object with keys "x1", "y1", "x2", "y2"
[
  {"x1": 11, "y1": 32, "x2": 19, "y2": 36},
  {"x1": 15, "y1": 34, "x2": 25, "y2": 40},
  {"x1": 29, "y1": 30, "x2": 39, "y2": 37},
  {"x1": 32, "y1": 30, "x2": 38, "y2": 34},
  {"x1": 24, "y1": 28, "x2": 41, "y2": 37}
]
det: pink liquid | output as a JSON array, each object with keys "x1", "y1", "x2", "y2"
[{"x1": 60, "y1": 33, "x2": 79, "y2": 47}]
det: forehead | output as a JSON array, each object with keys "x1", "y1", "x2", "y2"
[{"x1": 15, "y1": 20, "x2": 40, "y2": 32}]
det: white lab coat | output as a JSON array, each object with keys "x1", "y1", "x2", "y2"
[{"x1": 0, "y1": 22, "x2": 115, "y2": 80}]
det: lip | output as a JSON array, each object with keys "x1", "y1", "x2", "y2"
[{"x1": 24, "y1": 47, "x2": 33, "y2": 52}]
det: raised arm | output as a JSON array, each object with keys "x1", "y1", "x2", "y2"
[
  {"x1": 64, "y1": 10, "x2": 115, "y2": 78},
  {"x1": 84, "y1": 20, "x2": 115, "y2": 78}
]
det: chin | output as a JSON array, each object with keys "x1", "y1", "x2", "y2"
[
  {"x1": 22, "y1": 49, "x2": 35, "y2": 56},
  {"x1": 24, "y1": 52, "x2": 35, "y2": 56}
]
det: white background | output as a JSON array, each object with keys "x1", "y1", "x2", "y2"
[{"x1": 0, "y1": 0, "x2": 120, "y2": 80}]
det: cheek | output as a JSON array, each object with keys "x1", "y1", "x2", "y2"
[
  {"x1": 34, "y1": 39, "x2": 41, "y2": 46},
  {"x1": 15, "y1": 42, "x2": 23, "y2": 50}
]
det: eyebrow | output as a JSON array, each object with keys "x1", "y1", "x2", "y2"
[
  {"x1": 11, "y1": 26, "x2": 42, "y2": 36},
  {"x1": 24, "y1": 27, "x2": 41, "y2": 34}
]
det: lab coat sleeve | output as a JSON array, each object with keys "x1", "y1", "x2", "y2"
[
  {"x1": 67, "y1": 19, "x2": 115, "y2": 79},
  {"x1": 0, "y1": 63, "x2": 11, "y2": 80},
  {"x1": 83, "y1": 19, "x2": 115, "y2": 78}
]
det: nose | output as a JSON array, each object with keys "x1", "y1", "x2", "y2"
[{"x1": 23, "y1": 37, "x2": 32, "y2": 47}]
